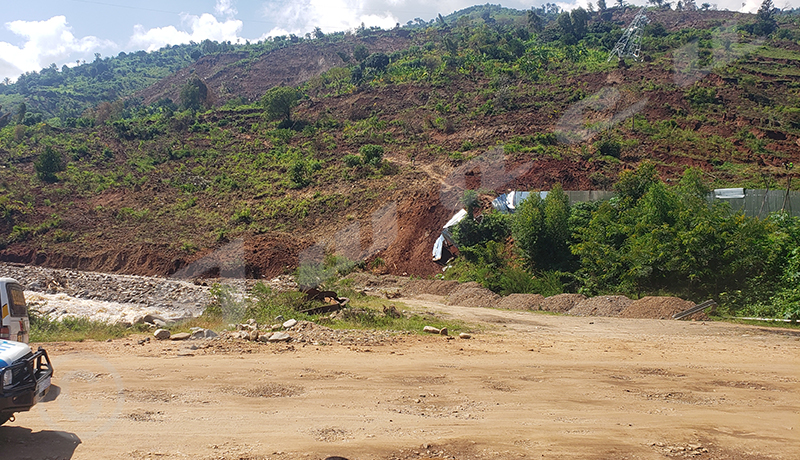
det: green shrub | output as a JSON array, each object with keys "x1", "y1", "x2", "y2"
[
  {"x1": 343, "y1": 154, "x2": 361, "y2": 167},
  {"x1": 34, "y1": 146, "x2": 64, "y2": 183},
  {"x1": 359, "y1": 144, "x2": 384, "y2": 166},
  {"x1": 593, "y1": 136, "x2": 622, "y2": 159}
]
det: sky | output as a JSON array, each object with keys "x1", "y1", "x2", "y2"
[{"x1": 1, "y1": 0, "x2": 798, "y2": 82}]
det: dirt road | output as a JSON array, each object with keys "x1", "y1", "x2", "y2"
[{"x1": 3, "y1": 297, "x2": 799, "y2": 460}]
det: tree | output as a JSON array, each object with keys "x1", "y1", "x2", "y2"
[
  {"x1": 180, "y1": 77, "x2": 211, "y2": 111},
  {"x1": 614, "y1": 162, "x2": 660, "y2": 207},
  {"x1": 313, "y1": 27, "x2": 324, "y2": 39},
  {"x1": 542, "y1": 184, "x2": 572, "y2": 270},
  {"x1": 571, "y1": 8, "x2": 589, "y2": 39},
  {"x1": 758, "y1": 0, "x2": 775, "y2": 20},
  {"x1": 0, "y1": 105, "x2": 10, "y2": 128},
  {"x1": 512, "y1": 186, "x2": 573, "y2": 271},
  {"x1": 34, "y1": 146, "x2": 64, "y2": 183},
  {"x1": 362, "y1": 53, "x2": 390, "y2": 72},
  {"x1": 597, "y1": 0, "x2": 608, "y2": 12},
  {"x1": 557, "y1": 12, "x2": 577, "y2": 44},
  {"x1": 527, "y1": 10, "x2": 544, "y2": 32},
  {"x1": 752, "y1": 0, "x2": 777, "y2": 35},
  {"x1": 353, "y1": 44, "x2": 369, "y2": 61},
  {"x1": 512, "y1": 193, "x2": 544, "y2": 270},
  {"x1": 15, "y1": 102, "x2": 26, "y2": 125},
  {"x1": 262, "y1": 86, "x2": 301, "y2": 124}
]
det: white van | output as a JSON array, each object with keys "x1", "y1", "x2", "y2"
[
  {"x1": 0, "y1": 278, "x2": 53, "y2": 425},
  {"x1": 0, "y1": 278, "x2": 30, "y2": 344}
]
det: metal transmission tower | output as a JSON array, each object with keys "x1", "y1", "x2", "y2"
[{"x1": 608, "y1": 8, "x2": 650, "y2": 62}]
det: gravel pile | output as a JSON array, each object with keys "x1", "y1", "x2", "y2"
[
  {"x1": 540, "y1": 294, "x2": 586, "y2": 313},
  {"x1": 404, "y1": 279, "x2": 460, "y2": 296},
  {"x1": 569, "y1": 295, "x2": 633, "y2": 317},
  {"x1": 445, "y1": 282, "x2": 500, "y2": 309},
  {"x1": 619, "y1": 296, "x2": 706, "y2": 320},
  {"x1": 497, "y1": 294, "x2": 545, "y2": 311}
]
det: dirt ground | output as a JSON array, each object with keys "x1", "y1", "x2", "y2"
[{"x1": 3, "y1": 296, "x2": 799, "y2": 460}]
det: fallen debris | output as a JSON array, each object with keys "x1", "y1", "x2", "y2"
[{"x1": 673, "y1": 300, "x2": 717, "y2": 320}]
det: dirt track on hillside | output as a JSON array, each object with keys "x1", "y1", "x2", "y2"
[{"x1": 3, "y1": 297, "x2": 799, "y2": 460}]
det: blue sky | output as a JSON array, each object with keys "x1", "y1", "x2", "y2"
[{"x1": 1, "y1": 0, "x2": 797, "y2": 82}]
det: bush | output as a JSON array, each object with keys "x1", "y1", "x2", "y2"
[
  {"x1": 363, "y1": 53, "x2": 390, "y2": 72},
  {"x1": 34, "y1": 147, "x2": 64, "y2": 183},
  {"x1": 343, "y1": 154, "x2": 361, "y2": 167},
  {"x1": 359, "y1": 144, "x2": 384, "y2": 166},
  {"x1": 594, "y1": 136, "x2": 622, "y2": 159},
  {"x1": 685, "y1": 86, "x2": 718, "y2": 106}
]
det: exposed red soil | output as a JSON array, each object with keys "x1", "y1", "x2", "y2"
[
  {"x1": 137, "y1": 34, "x2": 411, "y2": 107},
  {"x1": 4, "y1": 11, "x2": 800, "y2": 282}
]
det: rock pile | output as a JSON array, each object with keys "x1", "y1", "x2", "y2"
[{"x1": 220, "y1": 318, "x2": 406, "y2": 346}]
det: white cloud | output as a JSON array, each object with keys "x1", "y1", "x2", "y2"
[
  {"x1": 215, "y1": 0, "x2": 238, "y2": 18},
  {"x1": 0, "y1": 16, "x2": 114, "y2": 82},
  {"x1": 129, "y1": 13, "x2": 243, "y2": 52},
  {"x1": 739, "y1": 0, "x2": 761, "y2": 13},
  {"x1": 261, "y1": 0, "x2": 399, "y2": 38}
]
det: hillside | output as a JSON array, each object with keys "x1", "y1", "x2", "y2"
[{"x1": 1, "y1": 6, "x2": 800, "y2": 292}]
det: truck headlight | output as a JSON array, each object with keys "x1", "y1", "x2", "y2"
[{"x1": 2, "y1": 370, "x2": 11, "y2": 388}]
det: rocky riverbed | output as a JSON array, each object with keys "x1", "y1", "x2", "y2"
[{"x1": 0, "y1": 263, "x2": 282, "y2": 324}]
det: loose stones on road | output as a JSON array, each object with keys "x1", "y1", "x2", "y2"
[{"x1": 268, "y1": 332, "x2": 291, "y2": 342}]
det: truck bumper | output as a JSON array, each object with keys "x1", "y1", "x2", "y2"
[{"x1": 0, "y1": 348, "x2": 53, "y2": 418}]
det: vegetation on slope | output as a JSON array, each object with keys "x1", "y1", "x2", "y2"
[
  {"x1": 1, "y1": 3, "x2": 800, "y2": 319},
  {"x1": 446, "y1": 163, "x2": 800, "y2": 320}
]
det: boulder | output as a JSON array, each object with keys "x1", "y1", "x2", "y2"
[
  {"x1": 170, "y1": 332, "x2": 191, "y2": 341},
  {"x1": 268, "y1": 332, "x2": 291, "y2": 342},
  {"x1": 153, "y1": 329, "x2": 171, "y2": 340}
]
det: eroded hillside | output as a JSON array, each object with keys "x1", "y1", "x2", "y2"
[{"x1": 1, "y1": 7, "x2": 799, "y2": 280}]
